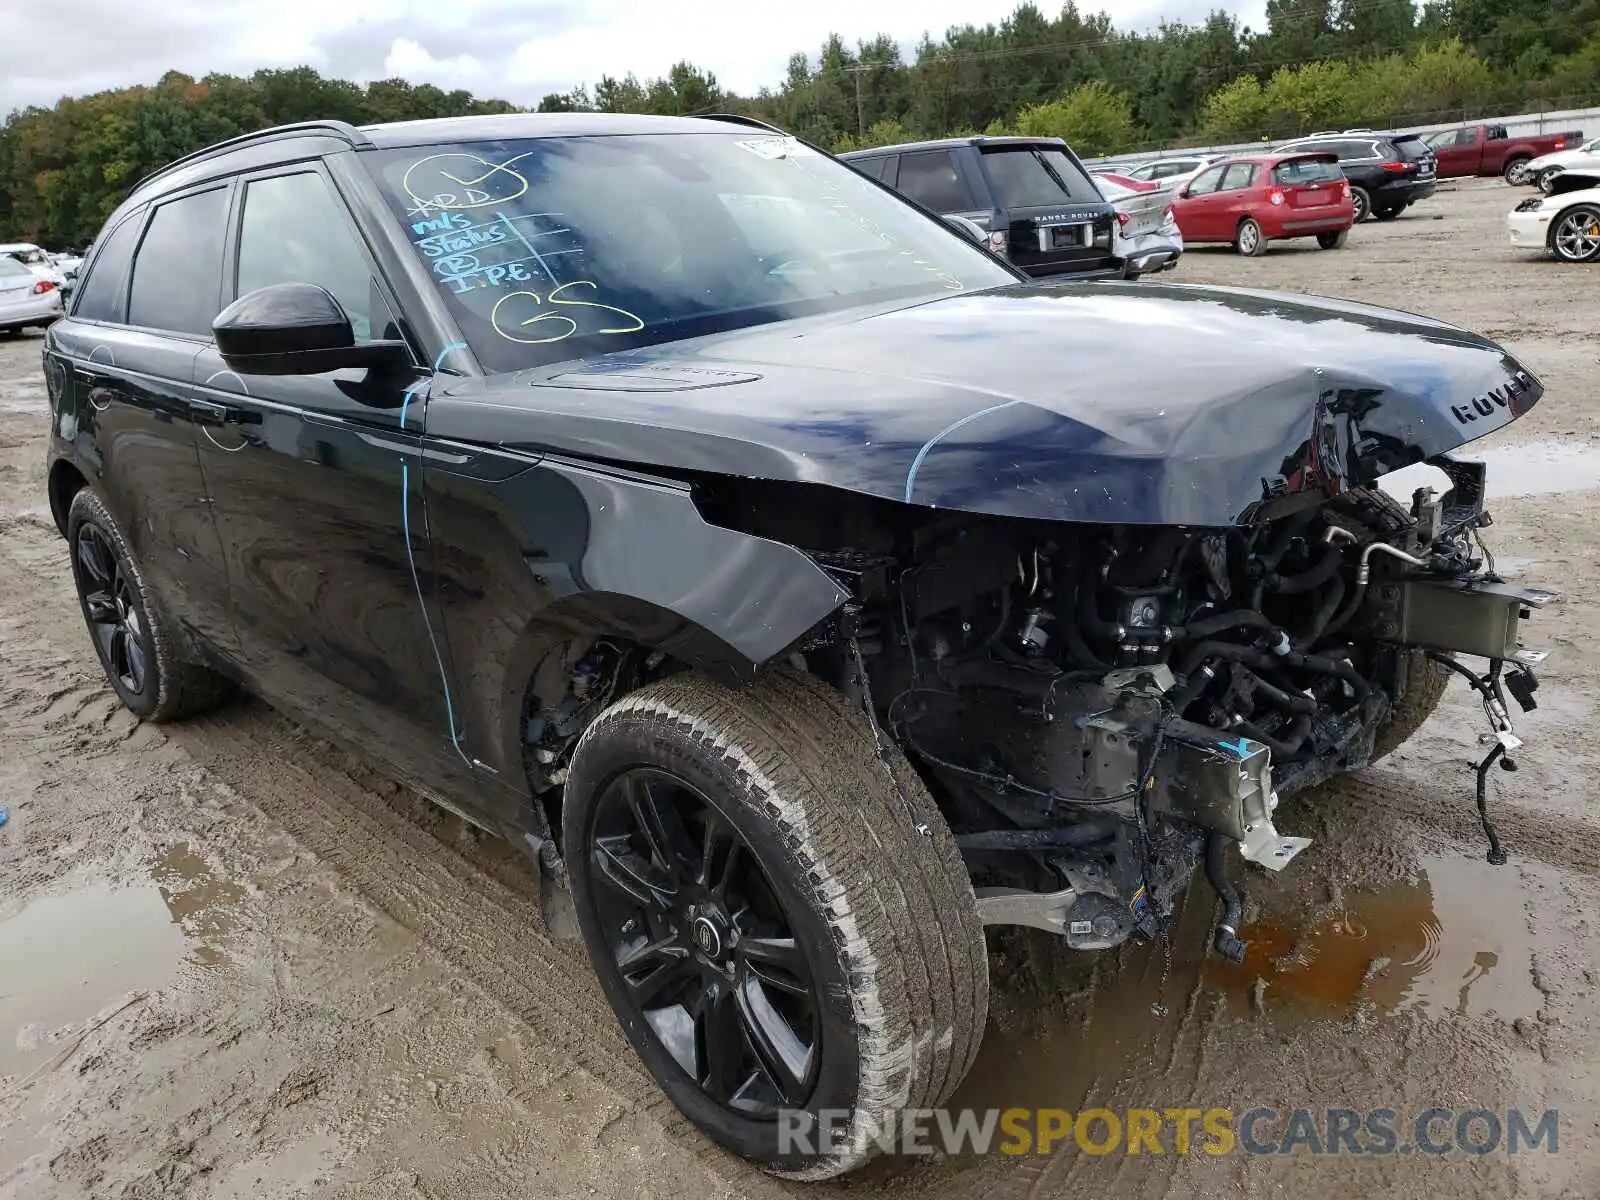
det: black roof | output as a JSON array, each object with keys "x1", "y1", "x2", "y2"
[
  {"x1": 129, "y1": 112, "x2": 785, "y2": 199},
  {"x1": 838, "y1": 135, "x2": 1068, "y2": 158},
  {"x1": 359, "y1": 111, "x2": 780, "y2": 148}
]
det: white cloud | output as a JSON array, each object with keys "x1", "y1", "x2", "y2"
[{"x1": 384, "y1": 37, "x2": 486, "y2": 87}]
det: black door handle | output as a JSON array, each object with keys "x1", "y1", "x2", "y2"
[{"x1": 190, "y1": 399, "x2": 232, "y2": 425}]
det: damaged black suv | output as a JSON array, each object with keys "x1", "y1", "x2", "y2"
[{"x1": 43, "y1": 113, "x2": 1552, "y2": 1179}]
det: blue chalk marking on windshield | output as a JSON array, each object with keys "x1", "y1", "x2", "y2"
[
  {"x1": 496, "y1": 211, "x2": 558, "y2": 284},
  {"x1": 903, "y1": 399, "x2": 1025, "y2": 504}
]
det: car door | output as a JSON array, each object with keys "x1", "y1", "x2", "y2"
[
  {"x1": 1213, "y1": 162, "x2": 1261, "y2": 233},
  {"x1": 1174, "y1": 164, "x2": 1227, "y2": 240},
  {"x1": 1427, "y1": 128, "x2": 1475, "y2": 177},
  {"x1": 191, "y1": 162, "x2": 487, "y2": 809},
  {"x1": 48, "y1": 188, "x2": 240, "y2": 664}
]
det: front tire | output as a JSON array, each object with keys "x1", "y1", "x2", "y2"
[
  {"x1": 1235, "y1": 218, "x2": 1268, "y2": 256},
  {"x1": 564, "y1": 669, "x2": 988, "y2": 1179},
  {"x1": 1549, "y1": 205, "x2": 1600, "y2": 263},
  {"x1": 1370, "y1": 651, "x2": 1449, "y2": 762},
  {"x1": 66, "y1": 488, "x2": 234, "y2": 722},
  {"x1": 1538, "y1": 166, "x2": 1563, "y2": 194},
  {"x1": 1317, "y1": 230, "x2": 1349, "y2": 249}
]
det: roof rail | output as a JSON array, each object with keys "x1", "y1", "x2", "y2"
[
  {"x1": 131, "y1": 120, "x2": 372, "y2": 194},
  {"x1": 698, "y1": 113, "x2": 788, "y2": 134}
]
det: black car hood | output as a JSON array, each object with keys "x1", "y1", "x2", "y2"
[{"x1": 425, "y1": 281, "x2": 1541, "y2": 526}]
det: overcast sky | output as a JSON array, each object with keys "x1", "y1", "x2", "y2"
[{"x1": 2, "y1": 0, "x2": 1269, "y2": 116}]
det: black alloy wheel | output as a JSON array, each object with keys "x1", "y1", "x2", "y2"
[
  {"x1": 74, "y1": 522, "x2": 150, "y2": 699},
  {"x1": 65, "y1": 487, "x2": 234, "y2": 722},
  {"x1": 585, "y1": 767, "x2": 820, "y2": 1115},
  {"x1": 564, "y1": 671, "x2": 989, "y2": 1179}
]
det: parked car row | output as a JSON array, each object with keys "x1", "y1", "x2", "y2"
[{"x1": 839, "y1": 137, "x2": 1184, "y2": 280}]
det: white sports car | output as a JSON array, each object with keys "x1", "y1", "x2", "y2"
[{"x1": 1508, "y1": 167, "x2": 1600, "y2": 263}]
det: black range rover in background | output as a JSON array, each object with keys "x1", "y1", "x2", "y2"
[
  {"x1": 840, "y1": 136, "x2": 1120, "y2": 278},
  {"x1": 1272, "y1": 130, "x2": 1438, "y2": 222}
]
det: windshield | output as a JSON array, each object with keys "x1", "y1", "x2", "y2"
[
  {"x1": 1392, "y1": 137, "x2": 1432, "y2": 161},
  {"x1": 365, "y1": 133, "x2": 1014, "y2": 373},
  {"x1": 979, "y1": 146, "x2": 1101, "y2": 206}
]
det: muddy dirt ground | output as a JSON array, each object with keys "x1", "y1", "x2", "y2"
[{"x1": 2, "y1": 178, "x2": 1598, "y2": 1199}]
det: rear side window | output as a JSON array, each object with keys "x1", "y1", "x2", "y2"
[
  {"x1": 895, "y1": 151, "x2": 973, "y2": 211},
  {"x1": 1274, "y1": 158, "x2": 1342, "y2": 185},
  {"x1": 1336, "y1": 140, "x2": 1382, "y2": 161},
  {"x1": 128, "y1": 187, "x2": 229, "y2": 336},
  {"x1": 849, "y1": 156, "x2": 892, "y2": 182},
  {"x1": 71, "y1": 214, "x2": 142, "y2": 323},
  {"x1": 981, "y1": 146, "x2": 1101, "y2": 205},
  {"x1": 236, "y1": 171, "x2": 392, "y2": 342}
]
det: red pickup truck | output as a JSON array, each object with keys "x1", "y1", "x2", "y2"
[{"x1": 1421, "y1": 123, "x2": 1586, "y2": 183}]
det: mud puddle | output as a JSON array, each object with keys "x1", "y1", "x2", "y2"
[
  {"x1": 0, "y1": 845, "x2": 243, "y2": 1080},
  {"x1": 1381, "y1": 439, "x2": 1600, "y2": 503},
  {"x1": 951, "y1": 853, "x2": 1540, "y2": 1118}
]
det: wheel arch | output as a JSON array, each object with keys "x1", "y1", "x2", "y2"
[{"x1": 49, "y1": 457, "x2": 90, "y2": 538}]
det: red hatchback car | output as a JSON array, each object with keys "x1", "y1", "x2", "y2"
[{"x1": 1170, "y1": 152, "x2": 1355, "y2": 255}]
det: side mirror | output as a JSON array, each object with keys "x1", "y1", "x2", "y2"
[
  {"x1": 1176, "y1": 185, "x2": 1190, "y2": 198},
  {"x1": 213, "y1": 282, "x2": 411, "y2": 376},
  {"x1": 941, "y1": 214, "x2": 987, "y2": 245}
]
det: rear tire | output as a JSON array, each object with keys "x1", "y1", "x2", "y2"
[
  {"x1": 1350, "y1": 186, "x2": 1371, "y2": 223},
  {"x1": 1372, "y1": 206, "x2": 1402, "y2": 221},
  {"x1": 563, "y1": 668, "x2": 988, "y2": 1179},
  {"x1": 1235, "y1": 218, "x2": 1268, "y2": 256},
  {"x1": 66, "y1": 488, "x2": 234, "y2": 722},
  {"x1": 1370, "y1": 651, "x2": 1449, "y2": 763},
  {"x1": 1503, "y1": 156, "x2": 1531, "y2": 185},
  {"x1": 1317, "y1": 230, "x2": 1349, "y2": 249}
]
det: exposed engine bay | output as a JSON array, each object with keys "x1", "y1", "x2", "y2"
[
  {"x1": 514, "y1": 453, "x2": 1556, "y2": 965},
  {"x1": 706, "y1": 456, "x2": 1557, "y2": 964}
]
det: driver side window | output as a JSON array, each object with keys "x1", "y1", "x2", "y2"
[
  {"x1": 236, "y1": 171, "x2": 394, "y2": 342},
  {"x1": 1186, "y1": 165, "x2": 1226, "y2": 195}
]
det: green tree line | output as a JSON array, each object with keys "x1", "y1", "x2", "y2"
[{"x1": 4, "y1": 1, "x2": 1598, "y2": 247}]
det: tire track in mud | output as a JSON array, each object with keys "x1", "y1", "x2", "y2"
[{"x1": 0, "y1": 513, "x2": 800, "y2": 1199}]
